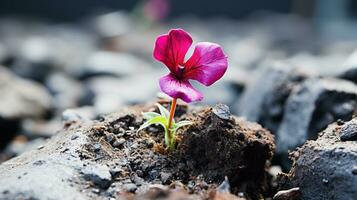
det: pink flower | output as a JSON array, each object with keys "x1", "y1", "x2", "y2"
[{"x1": 153, "y1": 28, "x2": 228, "y2": 103}]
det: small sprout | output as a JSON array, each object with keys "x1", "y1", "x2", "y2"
[
  {"x1": 139, "y1": 103, "x2": 193, "y2": 151},
  {"x1": 140, "y1": 28, "x2": 228, "y2": 152}
]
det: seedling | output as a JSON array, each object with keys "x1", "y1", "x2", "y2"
[{"x1": 139, "y1": 28, "x2": 228, "y2": 151}]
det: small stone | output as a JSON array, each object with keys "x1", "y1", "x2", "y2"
[
  {"x1": 340, "y1": 119, "x2": 357, "y2": 141},
  {"x1": 106, "y1": 134, "x2": 115, "y2": 143},
  {"x1": 322, "y1": 178, "x2": 329, "y2": 184},
  {"x1": 123, "y1": 183, "x2": 137, "y2": 193},
  {"x1": 92, "y1": 143, "x2": 101, "y2": 152},
  {"x1": 217, "y1": 176, "x2": 230, "y2": 193},
  {"x1": 71, "y1": 134, "x2": 79, "y2": 140},
  {"x1": 212, "y1": 104, "x2": 231, "y2": 120},
  {"x1": 109, "y1": 166, "x2": 122, "y2": 177},
  {"x1": 160, "y1": 172, "x2": 172, "y2": 184},
  {"x1": 148, "y1": 169, "x2": 159, "y2": 180},
  {"x1": 82, "y1": 164, "x2": 112, "y2": 189},
  {"x1": 273, "y1": 187, "x2": 300, "y2": 200},
  {"x1": 92, "y1": 188, "x2": 100, "y2": 194},
  {"x1": 112, "y1": 138, "x2": 125, "y2": 148}
]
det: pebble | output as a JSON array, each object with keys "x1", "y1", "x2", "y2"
[
  {"x1": 212, "y1": 104, "x2": 231, "y2": 120},
  {"x1": 339, "y1": 118, "x2": 357, "y2": 141},
  {"x1": 82, "y1": 164, "x2": 112, "y2": 189},
  {"x1": 122, "y1": 183, "x2": 137, "y2": 193},
  {"x1": 160, "y1": 172, "x2": 172, "y2": 184}
]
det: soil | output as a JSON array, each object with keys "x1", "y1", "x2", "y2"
[
  {"x1": 81, "y1": 102, "x2": 275, "y2": 199},
  {"x1": 0, "y1": 102, "x2": 275, "y2": 200}
]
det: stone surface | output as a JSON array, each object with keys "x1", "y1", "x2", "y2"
[
  {"x1": 278, "y1": 118, "x2": 357, "y2": 200},
  {"x1": 234, "y1": 61, "x2": 311, "y2": 134},
  {"x1": 339, "y1": 118, "x2": 357, "y2": 141},
  {"x1": 276, "y1": 78, "x2": 357, "y2": 155}
]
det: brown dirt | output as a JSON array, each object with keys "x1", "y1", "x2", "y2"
[{"x1": 76, "y1": 102, "x2": 275, "y2": 200}]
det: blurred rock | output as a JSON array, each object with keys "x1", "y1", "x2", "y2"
[
  {"x1": 273, "y1": 187, "x2": 300, "y2": 200},
  {"x1": 0, "y1": 66, "x2": 51, "y2": 119},
  {"x1": 276, "y1": 78, "x2": 357, "y2": 157},
  {"x1": 78, "y1": 51, "x2": 150, "y2": 79},
  {"x1": 234, "y1": 62, "x2": 312, "y2": 134},
  {"x1": 85, "y1": 73, "x2": 160, "y2": 114},
  {"x1": 4, "y1": 137, "x2": 46, "y2": 158},
  {"x1": 278, "y1": 118, "x2": 357, "y2": 200},
  {"x1": 45, "y1": 73, "x2": 84, "y2": 113},
  {"x1": 21, "y1": 119, "x2": 62, "y2": 139},
  {"x1": 339, "y1": 49, "x2": 357, "y2": 84},
  {"x1": 61, "y1": 106, "x2": 96, "y2": 123},
  {"x1": 89, "y1": 11, "x2": 132, "y2": 38}
]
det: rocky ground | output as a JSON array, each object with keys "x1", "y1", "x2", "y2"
[
  {"x1": 0, "y1": 103, "x2": 274, "y2": 200},
  {"x1": 0, "y1": 12, "x2": 357, "y2": 200}
]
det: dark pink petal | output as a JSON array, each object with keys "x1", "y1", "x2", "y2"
[
  {"x1": 159, "y1": 73, "x2": 203, "y2": 103},
  {"x1": 153, "y1": 29, "x2": 193, "y2": 73},
  {"x1": 183, "y1": 42, "x2": 228, "y2": 86}
]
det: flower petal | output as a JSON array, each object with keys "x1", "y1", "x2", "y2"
[
  {"x1": 159, "y1": 73, "x2": 203, "y2": 103},
  {"x1": 183, "y1": 42, "x2": 228, "y2": 86},
  {"x1": 153, "y1": 29, "x2": 193, "y2": 73}
]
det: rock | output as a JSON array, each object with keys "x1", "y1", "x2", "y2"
[
  {"x1": 84, "y1": 73, "x2": 161, "y2": 114},
  {"x1": 160, "y1": 172, "x2": 172, "y2": 184},
  {"x1": 278, "y1": 118, "x2": 357, "y2": 200},
  {"x1": 339, "y1": 49, "x2": 357, "y2": 84},
  {"x1": 21, "y1": 119, "x2": 62, "y2": 139},
  {"x1": 78, "y1": 51, "x2": 150, "y2": 79},
  {"x1": 45, "y1": 73, "x2": 84, "y2": 113},
  {"x1": 276, "y1": 78, "x2": 357, "y2": 159},
  {"x1": 273, "y1": 187, "x2": 300, "y2": 200},
  {"x1": 0, "y1": 66, "x2": 51, "y2": 119},
  {"x1": 339, "y1": 118, "x2": 357, "y2": 141},
  {"x1": 82, "y1": 164, "x2": 112, "y2": 189},
  {"x1": 3, "y1": 137, "x2": 46, "y2": 158},
  {"x1": 122, "y1": 183, "x2": 137, "y2": 193},
  {"x1": 234, "y1": 62, "x2": 312, "y2": 134},
  {"x1": 62, "y1": 106, "x2": 96, "y2": 124},
  {"x1": 212, "y1": 104, "x2": 231, "y2": 120}
]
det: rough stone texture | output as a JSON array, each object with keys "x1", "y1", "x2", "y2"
[
  {"x1": 276, "y1": 78, "x2": 357, "y2": 155},
  {"x1": 278, "y1": 117, "x2": 357, "y2": 200},
  {"x1": 234, "y1": 62, "x2": 311, "y2": 134},
  {"x1": 0, "y1": 104, "x2": 274, "y2": 200}
]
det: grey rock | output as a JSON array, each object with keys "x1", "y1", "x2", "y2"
[
  {"x1": 78, "y1": 51, "x2": 150, "y2": 79},
  {"x1": 62, "y1": 106, "x2": 96, "y2": 123},
  {"x1": 276, "y1": 78, "x2": 357, "y2": 156},
  {"x1": 122, "y1": 183, "x2": 137, "y2": 193},
  {"x1": 0, "y1": 66, "x2": 51, "y2": 119},
  {"x1": 212, "y1": 104, "x2": 231, "y2": 120},
  {"x1": 273, "y1": 187, "x2": 300, "y2": 200},
  {"x1": 82, "y1": 164, "x2": 112, "y2": 189},
  {"x1": 279, "y1": 118, "x2": 357, "y2": 200},
  {"x1": 339, "y1": 118, "x2": 357, "y2": 141},
  {"x1": 45, "y1": 73, "x2": 84, "y2": 113},
  {"x1": 234, "y1": 62, "x2": 311, "y2": 134}
]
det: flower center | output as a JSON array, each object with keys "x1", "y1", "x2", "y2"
[{"x1": 177, "y1": 66, "x2": 185, "y2": 78}]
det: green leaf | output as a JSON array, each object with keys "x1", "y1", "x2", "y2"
[
  {"x1": 171, "y1": 120, "x2": 193, "y2": 131},
  {"x1": 156, "y1": 103, "x2": 170, "y2": 119},
  {"x1": 138, "y1": 116, "x2": 168, "y2": 132},
  {"x1": 142, "y1": 112, "x2": 160, "y2": 120}
]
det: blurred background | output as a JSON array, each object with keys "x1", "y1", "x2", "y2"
[{"x1": 1, "y1": 0, "x2": 357, "y2": 167}]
